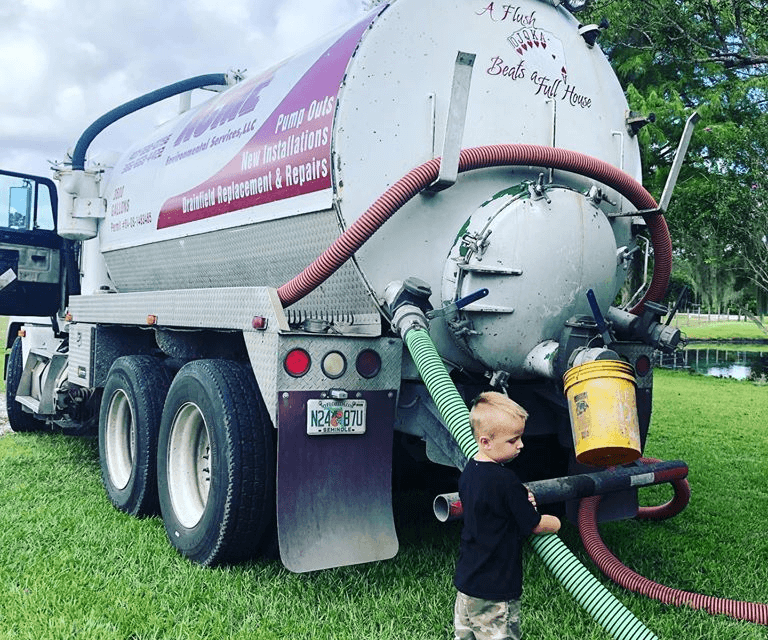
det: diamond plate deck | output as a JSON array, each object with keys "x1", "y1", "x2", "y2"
[
  {"x1": 69, "y1": 287, "x2": 290, "y2": 330},
  {"x1": 244, "y1": 334, "x2": 402, "y2": 426},
  {"x1": 102, "y1": 210, "x2": 379, "y2": 318}
]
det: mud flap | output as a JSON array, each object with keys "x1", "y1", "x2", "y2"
[{"x1": 276, "y1": 390, "x2": 398, "y2": 573}]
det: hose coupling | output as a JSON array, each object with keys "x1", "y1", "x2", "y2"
[
  {"x1": 384, "y1": 277, "x2": 434, "y2": 338},
  {"x1": 391, "y1": 303, "x2": 429, "y2": 338},
  {"x1": 606, "y1": 303, "x2": 682, "y2": 353}
]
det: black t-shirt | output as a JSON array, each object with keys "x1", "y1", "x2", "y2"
[{"x1": 454, "y1": 459, "x2": 541, "y2": 601}]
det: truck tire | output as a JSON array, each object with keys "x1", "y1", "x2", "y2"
[
  {"x1": 157, "y1": 359, "x2": 275, "y2": 566},
  {"x1": 5, "y1": 337, "x2": 47, "y2": 433},
  {"x1": 98, "y1": 356, "x2": 171, "y2": 516}
]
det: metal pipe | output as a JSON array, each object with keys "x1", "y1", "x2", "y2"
[{"x1": 433, "y1": 459, "x2": 689, "y2": 522}]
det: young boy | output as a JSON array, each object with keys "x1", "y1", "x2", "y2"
[{"x1": 454, "y1": 391, "x2": 561, "y2": 640}]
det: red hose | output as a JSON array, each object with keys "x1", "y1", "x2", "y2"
[
  {"x1": 636, "y1": 457, "x2": 691, "y2": 521},
  {"x1": 277, "y1": 144, "x2": 671, "y2": 314},
  {"x1": 578, "y1": 460, "x2": 768, "y2": 625}
]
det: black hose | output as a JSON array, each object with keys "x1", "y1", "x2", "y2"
[{"x1": 71, "y1": 73, "x2": 229, "y2": 170}]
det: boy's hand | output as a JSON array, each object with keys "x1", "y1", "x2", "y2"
[{"x1": 527, "y1": 490, "x2": 538, "y2": 511}]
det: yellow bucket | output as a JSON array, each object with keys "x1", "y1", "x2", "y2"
[{"x1": 563, "y1": 360, "x2": 641, "y2": 466}]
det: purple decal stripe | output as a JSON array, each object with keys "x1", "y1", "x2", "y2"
[{"x1": 157, "y1": 13, "x2": 379, "y2": 230}]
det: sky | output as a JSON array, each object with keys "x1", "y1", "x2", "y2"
[{"x1": 0, "y1": 0, "x2": 369, "y2": 177}]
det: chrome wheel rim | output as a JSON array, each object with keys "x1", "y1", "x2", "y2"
[
  {"x1": 167, "y1": 402, "x2": 211, "y2": 528},
  {"x1": 105, "y1": 389, "x2": 136, "y2": 491}
]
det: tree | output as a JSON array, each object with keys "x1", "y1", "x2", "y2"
[
  {"x1": 724, "y1": 116, "x2": 768, "y2": 299},
  {"x1": 585, "y1": 0, "x2": 768, "y2": 308}
]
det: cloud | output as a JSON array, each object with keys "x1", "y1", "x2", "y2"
[
  {"x1": 273, "y1": 0, "x2": 364, "y2": 57},
  {"x1": 0, "y1": 0, "x2": 367, "y2": 175},
  {"x1": 0, "y1": 33, "x2": 49, "y2": 109}
]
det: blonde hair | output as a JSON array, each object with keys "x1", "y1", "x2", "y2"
[{"x1": 469, "y1": 391, "x2": 528, "y2": 441}]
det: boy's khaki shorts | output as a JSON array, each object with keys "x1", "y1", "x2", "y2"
[{"x1": 454, "y1": 591, "x2": 521, "y2": 640}]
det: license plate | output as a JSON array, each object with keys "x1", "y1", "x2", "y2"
[{"x1": 307, "y1": 399, "x2": 367, "y2": 435}]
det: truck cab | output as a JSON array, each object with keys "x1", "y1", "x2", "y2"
[{"x1": 0, "y1": 170, "x2": 67, "y2": 318}]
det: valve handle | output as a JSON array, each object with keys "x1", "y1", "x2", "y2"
[
  {"x1": 665, "y1": 285, "x2": 689, "y2": 326},
  {"x1": 586, "y1": 289, "x2": 607, "y2": 332},
  {"x1": 455, "y1": 288, "x2": 489, "y2": 310},
  {"x1": 426, "y1": 288, "x2": 489, "y2": 320},
  {"x1": 586, "y1": 288, "x2": 614, "y2": 346}
]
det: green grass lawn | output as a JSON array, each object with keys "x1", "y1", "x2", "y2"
[
  {"x1": 687, "y1": 342, "x2": 768, "y2": 353},
  {"x1": 671, "y1": 315, "x2": 768, "y2": 341},
  {"x1": 0, "y1": 370, "x2": 766, "y2": 639}
]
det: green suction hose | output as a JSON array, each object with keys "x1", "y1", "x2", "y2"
[
  {"x1": 530, "y1": 534, "x2": 658, "y2": 640},
  {"x1": 403, "y1": 328, "x2": 478, "y2": 460},
  {"x1": 402, "y1": 325, "x2": 658, "y2": 640}
]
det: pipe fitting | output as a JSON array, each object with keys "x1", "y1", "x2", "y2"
[
  {"x1": 385, "y1": 277, "x2": 434, "y2": 338},
  {"x1": 647, "y1": 322, "x2": 682, "y2": 354},
  {"x1": 391, "y1": 304, "x2": 429, "y2": 338},
  {"x1": 568, "y1": 347, "x2": 619, "y2": 369},
  {"x1": 522, "y1": 340, "x2": 561, "y2": 379},
  {"x1": 383, "y1": 278, "x2": 433, "y2": 313},
  {"x1": 434, "y1": 492, "x2": 463, "y2": 522},
  {"x1": 605, "y1": 306, "x2": 640, "y2": 338},
  {"x1": 55, "y1": 168, "x2": 105, "y2": 240}
]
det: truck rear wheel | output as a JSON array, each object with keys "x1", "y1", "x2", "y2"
[
  {"x1": 5, "y1": 337, "x2": 47, "y2": 433},
  {"x1": 157, "y1": 359, "x2": 275, "y2": 566},
  {"x1": 98, "y1": 356, "x2": 171, "y2": 516}
]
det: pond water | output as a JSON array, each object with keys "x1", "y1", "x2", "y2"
[{"x1": 655, "y1": 345, "x2": 768, "y2": 381}]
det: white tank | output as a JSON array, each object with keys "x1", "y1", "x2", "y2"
[{"x1": 93, "y1": 0, "x2": 643, "y2": 374}]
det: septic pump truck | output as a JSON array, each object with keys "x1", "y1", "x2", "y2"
[{"x1": 0, "y1": 0, "x2": 693, "y2": 573}]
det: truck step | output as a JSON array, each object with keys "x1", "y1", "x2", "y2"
[
  {"x1": 15, "y1": 395, "x2": 41, "y2": 413},
  {"x1": 29, "y1": 347, "x2": 58, "y2": 361}
]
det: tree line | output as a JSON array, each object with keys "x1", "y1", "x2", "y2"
[{"x1": 582, "y1": 0, "x2": 768, "y2": 314}]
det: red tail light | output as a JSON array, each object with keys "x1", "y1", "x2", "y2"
[
  {"x1": 285, "y1": 348, "x2": 311, "y2": 377},
  {"x1": 635, "y1": 354, "x2": 651, "y2": 377}
]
